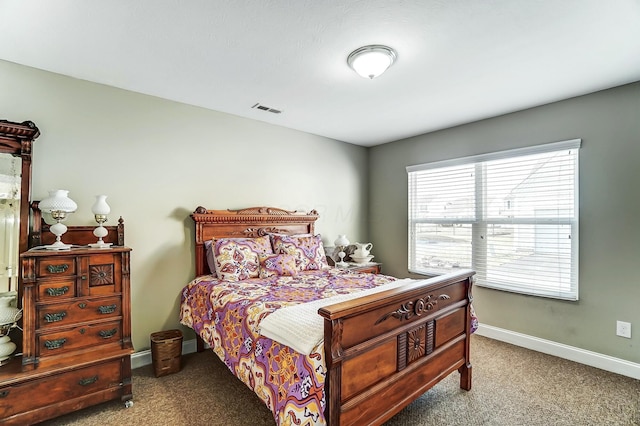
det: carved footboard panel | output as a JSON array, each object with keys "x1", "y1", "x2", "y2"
[{"x1": 319, "y1": 270, "x2": 475, "y2": 426}]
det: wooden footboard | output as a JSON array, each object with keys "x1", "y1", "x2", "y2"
[{"x1": 319, "y1": 269, "x2": 475, "y2": 426}]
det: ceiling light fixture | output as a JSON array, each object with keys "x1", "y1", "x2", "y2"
[{"x1": 347, "y1": 45, "x2": 397, "y2": 79}]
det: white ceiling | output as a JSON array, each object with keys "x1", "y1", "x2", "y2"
[{"x1": 1, "y1": 1, "x2": 640, "y2": 147}]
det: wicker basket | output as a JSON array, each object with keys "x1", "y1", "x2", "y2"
[{"x1": 150, "y1": 329, "x2": 183, "y2": 377}]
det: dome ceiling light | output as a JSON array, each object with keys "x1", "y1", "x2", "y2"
[{"x1": 347, "y1": 45, "x2": 397, "y2": 79}]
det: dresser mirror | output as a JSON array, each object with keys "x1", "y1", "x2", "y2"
[{"x1": 0, "y1": 120, "x2": 39, "y2": 294}]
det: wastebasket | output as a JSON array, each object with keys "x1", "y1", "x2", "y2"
[{"x1": 150, "y1": 329, "x2": 183, "y2": 377}]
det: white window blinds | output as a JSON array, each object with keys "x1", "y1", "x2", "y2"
[{"x1": 407, "y1": 139, "x2": 580, "y2": 300}]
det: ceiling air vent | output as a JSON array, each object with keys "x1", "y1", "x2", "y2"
[{"x1": 251, "y1": 103, "x2": 282, "y2": 114}]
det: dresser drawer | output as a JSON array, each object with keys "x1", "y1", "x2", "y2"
[
  {"x1": 38, "y1": 320, "x2": 122, "y2": 356},
  {"x1": 0, "y1": 358, "x2": 122, "y2": 418},
  {"x1": 37, "y1": 257, "x2": 76, "y2": 277},
  {"x1": 37, "y1": 278, "x2": 76, "y2": 301},
  {"x1": 37, "y1": 296, "x2": 122, "y2": 329}
]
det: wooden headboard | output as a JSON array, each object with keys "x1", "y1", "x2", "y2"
[{"x1": 191, "y1": 206, "x2": 319, "y2": 276}]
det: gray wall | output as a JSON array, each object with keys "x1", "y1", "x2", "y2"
[
  {"x1": 369, "y1": 81, "x2": 640, "y2": 363},
  {"x1": 0, "y1": 59, "x2": 369, "y2": 352}
]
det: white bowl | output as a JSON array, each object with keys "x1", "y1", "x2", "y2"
[{"x1": 351, "y1": 255, "x2": 374, "y2": 264}]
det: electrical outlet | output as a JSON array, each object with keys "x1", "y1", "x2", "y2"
[{"x1": 616, "y1": 321, "x2": 631, "y2": 338}]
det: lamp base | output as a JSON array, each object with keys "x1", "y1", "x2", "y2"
[
  {"x1": 0, "y1": 335, "x2": 17, "y2": 366},
  {"x1": 43, "y1": 241, "x2": 72, "y2": 250},
  {"x1": 88, "y1": 242, "x2": 113, "y2": 249}
]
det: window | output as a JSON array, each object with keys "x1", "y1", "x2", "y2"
[{"x1": 407, "y1": 139, "x2": 580, "y2": 300}]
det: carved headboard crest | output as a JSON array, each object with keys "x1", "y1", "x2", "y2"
[
  {"x1": 230, "y1": 206, "x2": 297, "y2": 215},
  {"x1": 241, "y1": 227, "x2": 289, "y2": 237},
  {"x1": 191, "y1": 206, "x2": 319, "y2": 224}
]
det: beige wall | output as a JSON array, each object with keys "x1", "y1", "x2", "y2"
[
  {"x1": 369, "y1": 81, "x2": 640, "y2": 363},
  {"x1": 1, "y1": 60, "x2": 369, "y2": 351}
]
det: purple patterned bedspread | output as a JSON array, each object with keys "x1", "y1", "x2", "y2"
[
  {"x1": 179, "y1": 268, "x2": 398, "y2": 426},
  {"x1": 180, "y1": 269, "x2": 478, "y2": 425}
]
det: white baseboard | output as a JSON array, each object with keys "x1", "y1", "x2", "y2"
[
  {"x1": 133, "y1": 329, "x2": 640, "y2": 380},
  {"x1": 131, "y1": 338, "x2": 200, "y2": 370},
  {"x1": 476, "y1": 324, "x2": 640, "y2": 380}
]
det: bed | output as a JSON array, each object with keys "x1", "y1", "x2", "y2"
[{"x1": 180, "y1": 206, "x2": 476, "y2": 426}]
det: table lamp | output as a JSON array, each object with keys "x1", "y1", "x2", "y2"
[
  {"x1": 334, "y1": 234, "x2": 350, "y2": 267},
  {"x1": 89, "y1": 195, "x2": 112, "y2": 248},
  {"x1": 39, "y1": 189, "x2": 77, "y2": 250}
]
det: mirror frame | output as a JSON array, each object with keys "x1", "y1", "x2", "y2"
[{"x1": 0, "y1": 119, "x2": 40, "y2": 256}]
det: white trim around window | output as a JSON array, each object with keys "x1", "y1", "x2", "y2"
[{"x1": 407, "y1": 139, "x2": 581, "y2": 300}]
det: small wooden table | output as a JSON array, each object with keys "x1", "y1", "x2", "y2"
[{"x1": 337, "y1": 262, "x2": 381, "y2": 274}]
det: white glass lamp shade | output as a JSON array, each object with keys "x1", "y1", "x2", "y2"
[
  {"x1": 91, "y1": 195, "x2": 111, "y2": 216},
  {"x1": 347, "y1": 45, "x2": 397, "y2": 79},
  {"x1": 0, "y1": 307, "x2": 21, "y2": 327},
  {"x1": 39, "y1": 189, "x2": 77, "y2": 213},
  {"x1": 0, "y1": 295, "x2": 21, "y2": 326},
  {"x1": 334, "y1": 235, "x2": 350, "y2": 247},
  {"x1": 39, "y1": 190, "x2": 76, "y2": 250}
]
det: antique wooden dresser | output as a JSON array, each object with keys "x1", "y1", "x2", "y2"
[{"x1": 0, "y1": 240, "x2": 133, "y2": 423}]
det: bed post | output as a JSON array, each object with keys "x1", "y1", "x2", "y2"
[
  {"x1": 324, "y1": 318, "x2": 343, "y2": 425},
  {"x1": 196, "y1": 335, "x2": 206, "y2": 353},
  {"x1": 459, "y1": 275, "x2": 475, "y2": 390}
]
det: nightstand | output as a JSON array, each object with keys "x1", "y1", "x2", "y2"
[{"x1": 340, "y1": 262, "x2": 381, "y2": 274}]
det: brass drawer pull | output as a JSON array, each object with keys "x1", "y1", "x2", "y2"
[
  {"x1": 46, "y1": 286, "x2": 69, "y2": 297},
  {"x1": 78, "y1": 376, "x2": 98, "y2": 386},
  {"x1": 44, "y1": 338, "x2": 67, "y2": 350},
  {"x1": 99, "y1": 328, "x2": 118, "y2": 339},
  {"x1": 98, "y1": 304, "x2": 117, "y2": 314},
  {"x1": 44, "y1": 312, "x2": 67, "y2": 323},
  {"x1": 47, "y1": 264, "x2": 69, "y2": 274},
  {"x1": 0, "y1": 390, "x2": 9, "y2": 398}
]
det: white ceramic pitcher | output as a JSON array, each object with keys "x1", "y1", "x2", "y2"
[{"x1": 353, "y1": 242, "x2": 373, "y2": 258}]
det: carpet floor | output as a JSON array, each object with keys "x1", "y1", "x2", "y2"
[{"x1": 39, "y1": 336, "x2": 640, "y2": 425}]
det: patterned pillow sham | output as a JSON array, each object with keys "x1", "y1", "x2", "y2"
[
  {"x1": 258, "y1": 253, "x2": 299, "y2": 278},
  {"x1": 270, "y1": 234, "x2": 329, "y2": 271},
  {"x1": 213, "y1": 235, "x2": 273, "y2": 281}
]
